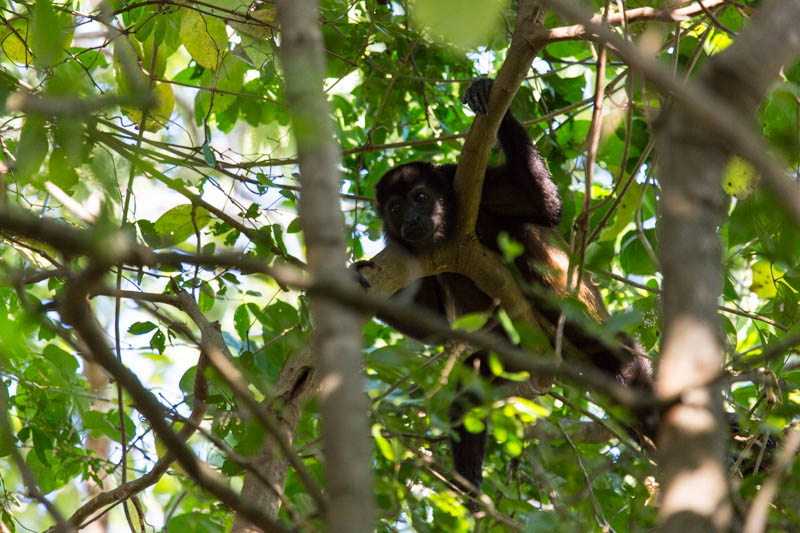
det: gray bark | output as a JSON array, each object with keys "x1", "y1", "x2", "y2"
[
  {"x1": 656, "y1": 2, "x2": 800, "y2": 532},
  {"x1": 268, "y1": 1, "x2": 373, "y2": 532}
]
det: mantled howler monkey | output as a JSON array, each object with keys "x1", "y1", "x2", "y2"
[{"x1": 356, "y1": 79, "x2": 653, "y2": 503}]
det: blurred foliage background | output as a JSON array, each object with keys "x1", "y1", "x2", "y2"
[{"x1": 0, "y1": 0, "x2": 798, "y2": 531}]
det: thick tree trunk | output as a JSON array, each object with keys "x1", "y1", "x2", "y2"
[
  {"x1": 248, "y1": 1, "x2": 374, "y2": 532},
  {"x1": 656, "y1": 2, "x2": 800, "y2": 532}
]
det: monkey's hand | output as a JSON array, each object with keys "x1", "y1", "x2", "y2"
[
  {"x1": 350, "y1": 260, "x2": 376, "y2": 289},
  {"x1": 461, "y1": 78, "x2": 493, "y2": 116}
]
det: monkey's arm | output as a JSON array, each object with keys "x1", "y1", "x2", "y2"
[
  {"x1": 483, "y1": 111, "x2": 562, "y2": 226},
  {"x1": 352, "y1": 260, "x2": 449, "y2": 341},
  {"x1": 462, "y1": 78, "x2": 561, "y2": 226}
]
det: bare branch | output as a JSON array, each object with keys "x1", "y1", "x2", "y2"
[
  {"x1": 543, "y1": 0, "x2": 728, "y2": 42},
  {"x1": 742, "y1": 426, "x2": 800, "y2": 533}
]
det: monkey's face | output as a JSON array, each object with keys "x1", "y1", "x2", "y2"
[{"x1": 383, "y1": 184, "x2": 447, "y2": 249}]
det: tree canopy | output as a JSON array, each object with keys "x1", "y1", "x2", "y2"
[{"x1": 0, "y1": 0, "x2": 799, "y2": 532}]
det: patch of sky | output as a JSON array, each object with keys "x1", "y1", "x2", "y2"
[
  {"x1": 467, "y1": 47, "x2": 495, "y2": 75},
  {"x1": 532, "y1": 56, "x2": 552, "y2": 75},
  {"x1": 391, "y1": 1, "x2": 406, "y2": 16}
]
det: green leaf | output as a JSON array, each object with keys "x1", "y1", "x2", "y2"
[
  {"x1": 234, "y1": 304, "x2": 250, "y2": 341},
  {"x1": 14, "y1": 117, "x2": 48, "y2": 182},
  {"x1": 151, "y1": 204, "x2": 211, "y2": 249},
  {"x1": 31, "y1": 0, "x2": 70, "y2": 68},
  {"x1": 122, "y1": 83, "x2": 175, "y2": 132},
  {"x1": 48, "y1": 148, "x2": 79, "y2": 192},
  {"x1": 750, "y1": 259, "x2": 778, "y2": 299},
  {"x1": 546, "y1": 40, "x2": 587, "y2": 59},
  {"x1": 2, "y1": 509, "x2": 15, "y2": 533},
  {"x1": 722, "y1": 156, "x2": 759, "y2": 199},
  {"x1": 199, "y1": 281, "x2": 215, "y2": 312},
  {"x1": 619, "y1": 229, "x2": 657, "y2": 275},
  {"x1": 42, "y1": 344, "x2": 78, "y2": 377},
  {"x1": 128, "y1": 321, "x2": 157, "y2": 335},
  {"x1": 167, "y1": 512, "x2": 224, "y2": 533},
  {"x1": 25, "y1": 439, "x2": 58, "y2": 494},
  {"x1": 179, "y1": 366, "x2": 198, "y2": 395},
  {"x1": 463, "y1": 408, "x2": 485, "y2": 433},
  {"x1": 371, "y1": 423, "x2": 397, "y2": 462},
  {"x1": 272, "y1": 224, "x2": 289, "y2": 257},
  {"x1": 409, "y1": 0, "x2": 504, "y2": 50},
  {"x1": 597, "y1": 183, "x2": 642, "y2": 242},
  {"x1": 452, "y1": 312, "x2": 489, "y2": 333},
  {"x1": 150, "y1": 329, "x2": 166, "y2": 354},
  {"x1": 503, "y1": 396, "x2": 549, "y2": 422},
  {"x1": 1, "y1": 17, "x2": 32, "y2": 64},
  {"x1": 503, "y1": 436, "x2": 522, "y2": 457},
  {"x1": 30, "y1": 426, "x2": 52, "y2": 466},
  {"x1": 81, "y1": 411, "x2": 120, "y2": 441},
  {"x1": 108, "y1": 409, "x2": 136, "y2": 443},
  {"x1": 497, "y1": 309, "x2": 520, "y2": 345},
  {"x1": 763, "y1": 87, "x2": 800, "y2": 163},
  {"x1": 286, "y1": 217, "x2": 302, "y2": 233},
  {"x1": 497, "y1": 231, "x2": 524, "y2": 261}
]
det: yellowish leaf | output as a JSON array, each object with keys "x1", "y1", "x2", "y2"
[
  {"x1": 750, "y1": 259, "x2": 777, "y2": 299},
  {"x1": 0, "y1": 19, "x2": 31, "y2": 64},
  {"x1": 122, "y1": 83, "x2": 175, "y2": 132},
  {"x1": 723, "y1": 156, "x2": 759, "y2": 199},
  {"x1": 180, "y1": 9, "x2": 228, "y2": 70},
  {"x1": 788, "y1": 390, "x2": 800, "y2": 405},
  {"x1": 231, "y1": 7, "x2": 279, "y2": 40}
]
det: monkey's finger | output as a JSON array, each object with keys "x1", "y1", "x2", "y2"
[
  {"x1": 475, "y1": 78, "x2": 493, "y2": 114},
  {"x1": 464, "y1": 88, "x2": 487, "y2": 115},
  {"x1": 474, "y1": 92, "x2": 488, "y2": 115},
  {"x1": 349, "y1": 260, "x2": 376, "y2": 289},
  {"x1": 462, "y1": 80, "x2": 483, "y2": 115}
]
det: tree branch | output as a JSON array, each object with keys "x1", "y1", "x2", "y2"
[
  {"x1": 537, "y1": 0, "x2": 800, "y2": 225},
  {"x1": 643, "y1": 0, "x2": 800, "y2": 530},
  {"x1": 453, "y1": 0, "x2": 546, "y2": 234},
  {"x1": 543, "y1": 0, "x2": 728, "y2": 42},
  {"x1": 743, "y1": 426, "x2": 800, "y2": 533},
  {"x1": 60, "y1": 272, "x2": 292, "y2": 533}
]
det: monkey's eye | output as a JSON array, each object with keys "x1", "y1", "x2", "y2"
[
  {"x1": 388, "y1": 202, "x2": 401, "y2": 215},
  {"x1": 413, "y1": 191, "x2": 428, "y2": 203}
]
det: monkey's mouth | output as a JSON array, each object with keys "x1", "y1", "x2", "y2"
[{"x1": 401, "y1": 224, "x2": 434, "y2": 246}]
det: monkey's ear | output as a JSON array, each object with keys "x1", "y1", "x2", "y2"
[{"x1": 432, "y1": 163, "x2": 457, "y2": 188}]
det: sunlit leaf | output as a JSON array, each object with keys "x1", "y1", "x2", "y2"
[
  {"x1": 180, "y1": 8, "x2": 228, "y2": 70},
  {"x1": 722, "y1": 156, "x2": 759, "y2": 199},
  {"x1": 122, "y1": 82, "x2": 175, "y2": 132},
  {"x1": 409, "y1": 0, "x2": 505, "y2": 50},
  {"x1": 0, "y1": 18, "x2": 31, "y2": 64},
  {"x1": 230, "y1": 7, "x2": 278, "y2": 40},
  {"x1": 750, "y1": 259, "x2": 778, "y2": 299},
  {"x1": 151, "y1": 204, "x2": 211, "y2": 248},
  {"x1": 371, "y1": 423, "x2": 397, "y2": 461},
  {"x1": 598, "y1": 183, "x2": 642, "y2": 242},
  {"x1": 452, "y1": 312, "x2": 490, "y2": 332}
]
